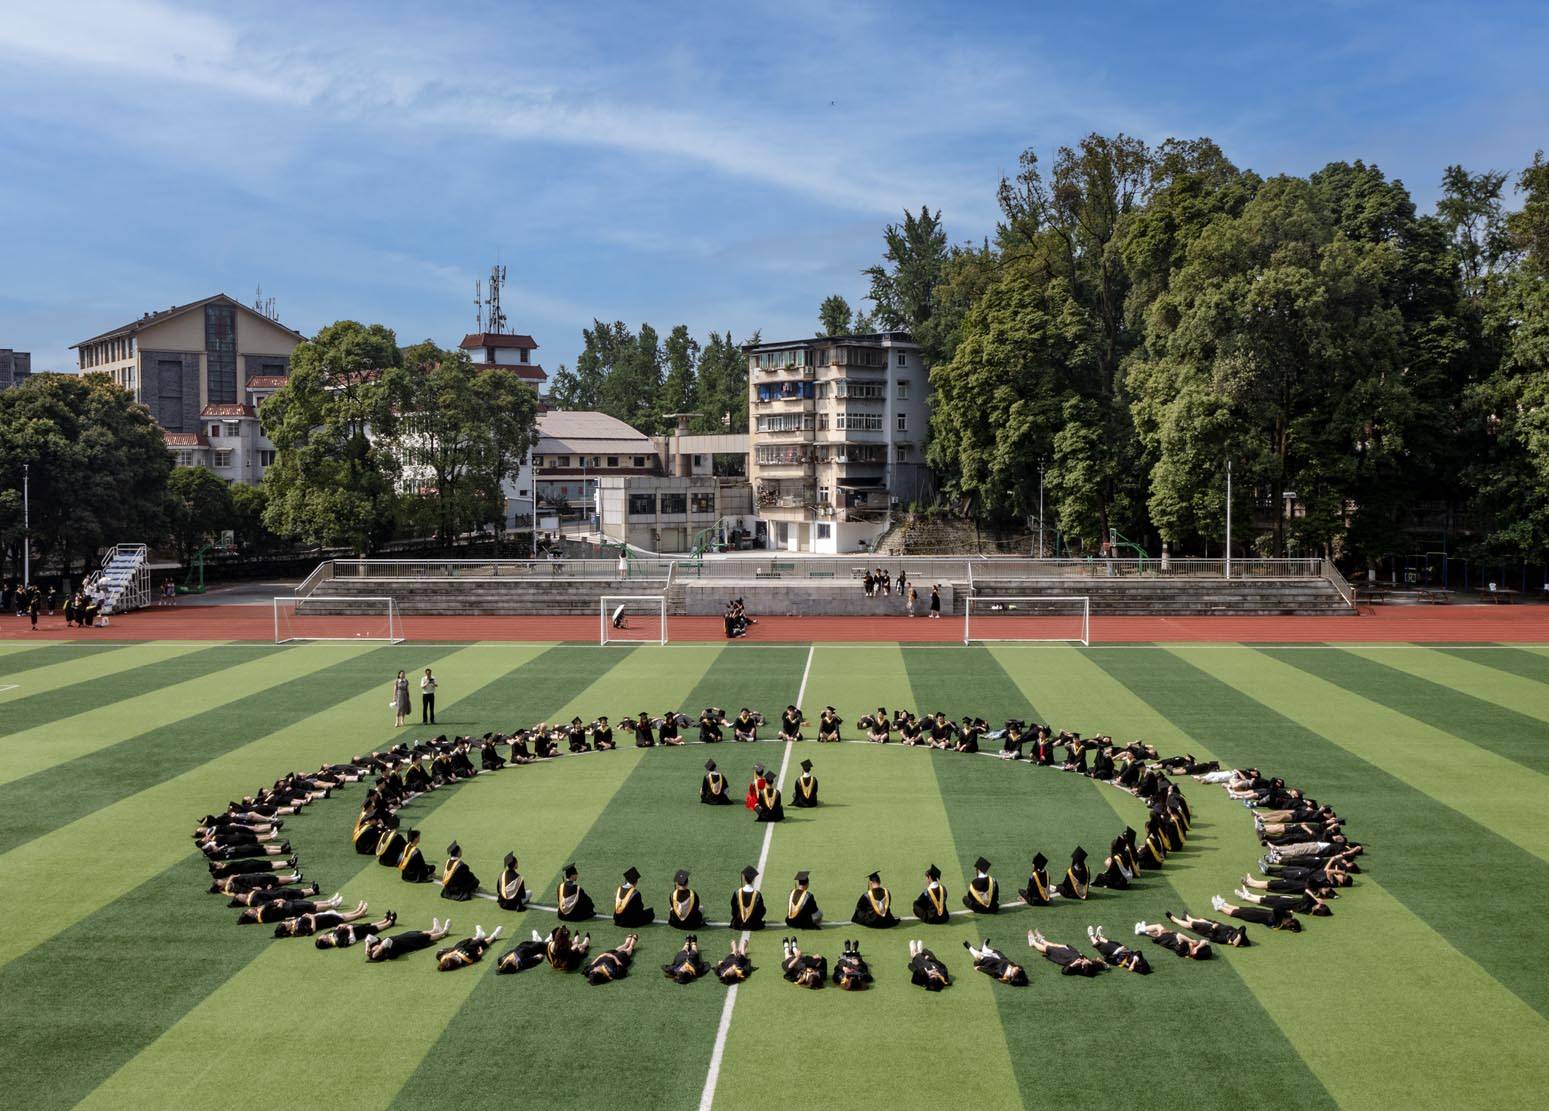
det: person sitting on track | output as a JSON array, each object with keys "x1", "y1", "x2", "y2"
[
  {"x1": 898, "y1": 711, "x2": 924, "y2": 747},
  {"x1": 790, "y1": 759, "x2": 819, "y2": 808},
  {"x1": 785, "y1": 870, "x2": 822, "y2": 929},
  {"x1": 906, "y1": 939, "x2": 952, "y2": 991},
  {"x1": 668, "y1": 869, "x2": 705, "y2": 930},
  {"x1": 861, "y1": 708, "x2": 891, "y2": 744},
  {"x1": 364, "y1": 918, "x2": 451, "y2": 962},
  {"x1": 852, "y1": 871, "x2": 899, "y2": 929},
  {"x1": 583, "y1": 933, "x2": 639, "y2": 985},
  {"x1": 927, "y1": 712, "x2": 958, "y2": 750},
  {"x1": 315, "y1": 910, "x2": 397, "y2": 950},
  {"x1": 436, "y1": 924, "x2": 502, "y2": 971},
  {"x1": 662, "y1": 935, "x2": 710, "y2": 983},
  {"x1": 729, "y1": 866, "x2": 766, "y2": 930},
  {"x1": 1085, "y1": 926, "x2": 1151, "y2": 973},
  {"x1": 566, "y1": 717, "x2": 591, "y2": 754},
  {"x1": 913, "y1": 863, "x2": 950, "y2": 924},
  {"x1": 590, "y1": 717, "x2": 615, "y2": 753},
  {"x1": 613, "y1": 866, "x2": 655, "y2": 927},
  {"x1": 964, "y1": 938, "x2": 1029, "y2": 985},
  {"x1": 557, "y1": 863, "x2": 596, "y2": 922},
  {"x1": 1026, "y1": 929, "x2": 1103, "y2": 977},
  {"x1": 962, "y1": 856, "x2": 999, "y2": 913},
  {"x1": 955, "y1": 716, "x2": 987, "y2": 754}
]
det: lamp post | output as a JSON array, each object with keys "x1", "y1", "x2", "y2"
[
  {"x1": 22, "y1": 462, "x2": 30, "y2": 589},
  {"x1": 1037, "y1": 464, "x2": 1046, "y2": 559},
  {"x1": 1224, "y1": 459, "x2": 1231, "y2": 580}
]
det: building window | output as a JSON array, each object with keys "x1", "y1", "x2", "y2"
[
  {"x1": 205, "y1": 302, "x2": 238, "y2": 404},
  {"x1": 209, "y1": 424, "x2": 221, "y2": 437},
  {"x1": 754, "y1": 380, "x2": 816, "y2": 403},
  {"x1": 896, "y1": 445, "x2": 912, "y2": 463},
  {"x1": 816, "y1": 523, "x2": 832, "y2": 540},
  {"x1": 554, "y1": 456, "x2": 570, "y2": 467},
  {"x1": 174, "y1": 450, "x2": 192, "y2": 466},
  {"x1": 834, "y1": 413, "x2": 883, "y2": 432},
  {"x1": 896, "y1": 352, "x2": 907, "y2": 367},
  {"x1": 896, "y1": 413, "x2": 909, "y2": 432},
  {"x1": 834, "y1": 380, "x2": 885, "y2": 400},
  {"x1": 756, "y1": 445, "x2": 810, "y2": 465},
  {"x1": 896, "y1": 379, "x2": 910, "y2": 400},
  {"x1": 632, "y1": 455, "x2": 646, "y2": 467},
  {"x1": 628, "y1": 493, "x2": 656, "y2": 516},
  {"x1": 691, "y1": 492, "x2": 715, "y2": 514},
  {"x1": 520, "y1": 349, "x2": 530, "y2": 364},
  {"x1": 818, "y1": 484, "x2": 830, "y2": 504},
  {"x1": 756, "y1": 413, "x2": 816, "y2": 433},
  {"x1": 259, "y1": 449, "x2": 277, "y2": 467},
  {"x1": 606, "y1": 456, "x2": 619, "y2": 467},
  {"x1": 592, "y1": 457, "x2": 601, "y2": 467},
  {"x1": 213, "y1": 450, "x2": 233, "y2": 468},
  {"x1": 660, "y1": 493, "x2": 687, "y2": 514},
  {"x1": 817, "y1": 413, "x2": 828, "y2": 431}
]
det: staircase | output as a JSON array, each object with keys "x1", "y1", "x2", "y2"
[{"x1": 92, "y1": 544, "x2": 151, "y2": 614}]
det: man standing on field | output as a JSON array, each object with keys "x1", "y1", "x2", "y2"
[{"x1": 421, "y1": 668, "x2": 438, "y2": 724}]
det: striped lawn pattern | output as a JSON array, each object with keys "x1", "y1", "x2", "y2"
[{"x1": 0, "y1": 642, "x2": 1546, "y2": 1111}]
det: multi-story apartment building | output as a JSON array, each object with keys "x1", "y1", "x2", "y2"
[
  {"x1": 72, "y1": 294, "x2": 304, "y2": 485},
  {"x1": 0, "y1": 348, "x2": 32, "y2": 389},
  {"x1": 746, "y1": 331, "x2": 928, "y2": 552}
]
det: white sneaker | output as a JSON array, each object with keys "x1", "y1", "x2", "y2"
[
  {"x1": 1134, "y1": 921, "x2": 1146, "y2": 936},
  {"x1": 1211, "y1": 895, "x2": 1226, "y2": 912},
  {"x1": 1234, "y1": 887, "x2": 1251, "y2": 900}
]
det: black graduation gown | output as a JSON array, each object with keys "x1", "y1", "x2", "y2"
[
  {"x1": 1056, "y1": 861, "x2": 1089, "y2": 900},
  {"x1": 699, "y1": 718, "x2": 724, "y2": 743},
  {"x1": 667, "y1": 889, "x2": 705, "y2": 930},
  {"x1": 613, "y1": 884, "x2": 656, "y2": 927},
  {"x1": 790, "y1": 774, "x2": 819, "y2": 808},
  {"x1": 908, "y1": 950, "x2": 951, "y2": 990},
  {"x1": 633, "y1": 722, "x2": 655, "y2": 748},
  {"x1": 479, "y1": 744, "x2": 506, "y2": 771},
  {"x1": 440, "y1": 858, "x2": 480, "y2": 901},
  {"x1": 1019, "y1": 869, "x2": 1052, "y2": 906},
  {"x1": 375, "y1": 830, "x2": 407, "y2": 868},
  {"x1": 754, "y1": 786, "x2": 784, "y2": 822},
  {"x1": 496, "y1": 868, "x2": 528, "y2": 911},
  {"x1": 730, "y1": 887, "x2": 766, "y2": 930},
  {"x1": 962, "y1": 875, "x2": 999, "y2": 913},
  {"x1": 663, "y1": 945, "x2": 710, "y2": 983},
  {"x1": 1091, "y1": 857, "x2": 1130, "y2": 890},
  {"x1": 567, "y1": 727, "x2": 589, "y2": 753},
  {"x1": 785, "y1": 889, "x2": 822, "y2": 929},
  {"x1": 851, "y1": 888, "x2": 900, "y2": 929},
  {"x1": 912, "y1": 883, "x2": 950, "y2": 924},
  {"x1": 957, "y1": 727, "x2": 981, "y2": 753},
  {"x1": 780, "y1": 711, "x2": 804, "y2": 740},
  {"x1": 399, "y1": 846, "x2": 434, "y2": 883},
  {"x1": 701, "y1": 771, "x2": 733, "y2": 805},
  {"x1": 497, "y1": 940, "x2": 546, "y2": 973},
  {"x1": 557, "y1": 880, "x2": 596, "y2": 921}
]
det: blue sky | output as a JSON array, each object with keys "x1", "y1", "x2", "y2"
[{"x1": 2, "y1": 1, "x2": 1545, "y2": 375}]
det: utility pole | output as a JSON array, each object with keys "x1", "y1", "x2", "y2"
[
  {"x1": 22, "y1": 462, "x2": 30, "y2": 588},
  {"x1": 1224, "y1": 458, "x2": 1232, "y2": 580},
  {"x1": 1037, "y1": 464, "x2": 1045, "y2": 559}
]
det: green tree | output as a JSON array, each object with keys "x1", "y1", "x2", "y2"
[
  {"x1": 864, "y1": 206, "x2": 948, "y2": 338},
  {"x1": 695, "y1": 330, "x2": 754, "y2": 433},
  {"x1": 259, "y1": 320, "x2": 405, "y2": 554},
  {"x1": 1437, "y1": 164, "x2": 1516, "y2": 301},
  {"x1": 0, "y1": 372, "x2": 171, "y2": 580},
  {"x1": 474, "y1": 366, "x2": 542, "y2": 546},
  {"x1": 658, "y1": 324, "x2": 700, "y2": 424},
  {"x1": 166, "y1": 466, "x2": 235, "y2": 563},
  {"x1": 817, "y1": 294, "x2": 853, "y2": 337},
  {"x1": 229, "y1": 482, "x2": 276, "y2": 556},
  {"x1": 547, "y1": 363, "x2": 582, "y2": 408}
]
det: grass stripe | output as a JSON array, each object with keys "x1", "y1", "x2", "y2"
[
  {"x1": 0, "y1": 644, "x2": 376, "y2": 787},
  {"x1": 0, "y1": 642, "x2": 127, "y2": 677},
  {"x1": 390, "y1": 645, "x2": 798, "y2": 1111},
  {"x1": 0, "y1": 644, "x2": 515, "y2": 969},
  {"x1": 1091, "y1": 645, "x2": 1549, "y2": 1021},
  {"x1": 1344, "y1": 645, "x2": 1549, "y2": 727},
  {"x1": 1177, "y1": 645, "x2": 1549, "y2": 863},
  {"x1": 0, "y1": 643, "x2": 554, "y2": 1111},
  {"x1": 1439, "y1": 645, "x2": 1549, "y2": 686},
  {"x1": 0, "y1": 642, "x2": 209, "y2": 712},
  {"x1": 1020, "y1": 646, "x2": 1549, "y2": 1109},
  {"x1": 0, "y1": 645, "x2": 401, "y2": 855},
  {"x1": 711, "y1": 645, "x2": 1024, "y2": 1111},
  {"x1": 929, "y1": 646, "x2": 1338, "y2": 1111}
]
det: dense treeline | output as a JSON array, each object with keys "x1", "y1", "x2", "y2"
[{"x1": 842, "y1": 135, "x2": 1547, "y2": 564}]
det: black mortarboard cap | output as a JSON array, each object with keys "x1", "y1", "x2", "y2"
[
  {"x1": 867, "y1": 871, "x2": 881, "y2": 884},
  {"x1": 794, "y1": 870, "x2": 810, "y2": 885},
  {"x1": 447, "y1": 840, "x2": 461, "y2": 857},
  {"x1": 623, "y1": 866, "x2": 641, "y2": 885},
  {"x1": 1071, "y1": 846, "x2": 1088, "y2": 864},
  {"x1": 406, "y1": 828, "x2": 420, "y2": 840},
  {"x1": 563, "y1": 863, "x2": 578, "y2": 878},
  {"x1": 705, "y1": 759, "x2": 717, "y2": 771},
  {"x1": 925, "y1": 864, "x2": 941, "y2": 881},
  {"x1": 503, "y1": 851, "x2": 516, "y2": 869},
  {"x1": 800, "y1": 759, "x2": 813, "y2": 772},
  {"x1": 674, "y1": 869, "x2": 689, "y2": 886},
  {"x1": 1032, "y1": 852, "x2": 1048, "y2": 870},
  {"x1": 571, "y1": 716, "x2": 582, "y2": 725},
  {"x1": 742, "y1": 865, "x2": 758, "y2": 883},
  {"x1": 974, "y1": 856, "x2": 991, "y2": 873},
  {"x1": 754, "y1": 762, "x2": 766, "y2": 775}
]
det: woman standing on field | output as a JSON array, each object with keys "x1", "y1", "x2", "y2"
[{"x1": 392, "y1": 670, "x2": 411, "y2": 727}]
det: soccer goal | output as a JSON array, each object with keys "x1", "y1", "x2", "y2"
[
  {"x1": 274, "y1": 597, "x2": 404, "y2": 644},
  {"x1": 600, "y1": 595, "x2": 668, "y2": 645},
  {"x1": 963, "y1": 595, "x2": 1090, "y2": 645}
]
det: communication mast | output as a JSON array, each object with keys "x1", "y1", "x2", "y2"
[
  {"x1": 473, "y1": 278, "x2": 484, "y2": 333},
  {"x1": 485, "y1": 264, "x2": 508, "y2": 334},
  {"x1": 252, "y1": 285, "x2": 278, "y2": 321}
]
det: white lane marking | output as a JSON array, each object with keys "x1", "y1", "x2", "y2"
[{"x1": 697, "y1": 644, "x2": 811, "y2": 1111}]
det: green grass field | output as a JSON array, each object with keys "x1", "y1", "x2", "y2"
[{"x1": 2, "y1": 638, "x2": 1548, "y2": 1111}]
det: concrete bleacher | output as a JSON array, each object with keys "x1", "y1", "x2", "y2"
[
  {"x1": 964, "y1": 577, "x2": 1353, "y2": 616},
  {"x1": 313, "y1": 575, "x2": 669, "y2": 615}
]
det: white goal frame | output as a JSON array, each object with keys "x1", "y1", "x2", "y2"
[
  {"x1": 963, "y1": 595, "x2": 1090, "y2": 645},
  {"x1": 274, "y1": 596, "x2": 404, "y2": 644},
  {"x1": 600, "y1": 595, "x2": 668, "y2": 645}
]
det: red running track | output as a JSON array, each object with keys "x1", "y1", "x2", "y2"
[{"x1": 2, "y1": 603, "x2": 1547, "y2": 643}]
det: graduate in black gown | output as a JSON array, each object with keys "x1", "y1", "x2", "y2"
[
  {"x1": 962, "y1": 856, "x2": 999, "y2": 913},
  {"x1": 566, "y1": 717, "x2": 590, "y2": 753},
  {"x1": 557, "y1": 863, "x2": 596, "y2": 921},
  {"x1": 785, "y1": 870, "x2": 822, "y2": 929},
  {"x1": 631, "y1": 712, "x2": 655, "y2": 748},
  {"x1": 964, "y1": 938, "x2": 1029, "y2": 985},
  {"x1": 592, "y1": 716, "x2": 615, "y2": 752},
  {"x1": 667, "y1": 869, "x2": 705, "y2": 929},
  {"x1": 730, "y1": 865, "x2": 766, "y2": 930},
  {"x1": 658, "y1": 711, "x2": 686, "y2": 746},
  {"x1": 714, "y1": 938, "x2": 756, "y2": 983},
  {"x1": 906, "y1": 939, "x2": 952, "y2": 990},
  {"x1": 912, "y1": 863, "x2": 950, "y2": 924},
  {"x1": 852, "y1": 871, "x2": 900, "y2": 929},
  {"x1": 440, "y1": 841, "x2": 480, "y2": 901},
  {"x1": 613, "y1": 866, "x2": 655, "y2": 927},
  {"x1": 584, "y1": 934, "x2": 638, "y2": 985},
  {"x1": 365, "y1": 918, "x2": 450, "y2": 962},
  {"x1": 662, "y1": 935, "x2": 710, "y2": 983},
  {"x1": 701, "y1": 759, "x2": 733, "y2": 805},
  {"x1": 1090, "y1": 835, "x2": 1132, "y2": 890},
  {"x1": 778, "y1": 705, "x2": 805, "y2": 742},
  {"x1": 816, "y1": 707, "x2": 842, "y2": 743},
  {"x1": 753, "y1": 775, "x2": 784, "y2": 822},
  {"x1": 1019, "y1": 852, "x2": 1053, "y2": 907},
  {"x1": 790, "y1": 759, "x2": 819, "y2": 808},
  {"x1": 496, "y1": 851, "x2": 527, "y2": 911},
  {"x1": 832, "y1": 939, "x2": 872, "y2": 990},
  {"x1": 398, "y1": 830, "x2": 434, "y2": 883},
  {"x1": 698, "y1": 708, "x2": 725, "y2": 743},
  {"x1": 436, "y1": 924, "x2": 501, "y2": 970},
  {"x1": 1055, "y1": 846, "x2": 1089, "y2": 900},
  {"x1": 780, "y1": 938, "x2": 828, "y2": 988}
]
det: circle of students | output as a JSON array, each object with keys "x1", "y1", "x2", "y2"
[{"x1": 197, "y1": 701, "x2": 1364, "y2": 989}]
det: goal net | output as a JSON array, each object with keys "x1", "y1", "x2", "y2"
[
  {"x1": 600, "y1": 595, "x2": 668, "y2": 645},
  {"x1": 275, "y1": 597, "x2": 403, "y2": 644},
  {"x1": 963, "y1": 595, "x2": 1090, "y2": 645}
]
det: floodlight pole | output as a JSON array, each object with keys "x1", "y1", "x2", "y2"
[
  {"x1": 1037, "y1": 465, "x2": 1045, "y2": 559},
  {"x1": 1224, "y1": 459, "x2": 1232, "y2": 581}
]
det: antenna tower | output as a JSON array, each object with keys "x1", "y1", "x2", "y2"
[
  {"x1": 473, "y1": 279, "x2": 484, "y2": 333},
  {"x1": 486, "y1": 264, "x2": 508, "y2": 334}
]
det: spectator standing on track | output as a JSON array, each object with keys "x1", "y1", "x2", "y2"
[
  {"x1": 907, "y1": 585, "x2": 918, "y2": 617},
  {"x1": 617, "y1": 552, "x2": 629, "y2": 580},
  {"x1": 896, "y1": 568, "x2": 907, "y2": 599},
  {"x1": 46, "y1": 585, "x2": 56, "y2": 615},
  {"x1": 421, "y1": 668, "x2": 438, "y2": 725},
  {"x1": 929, "y1": 584, "x2": 941, "y2": 619},
  {"x1": 862, "y1": 569, "x2": 874, "y2": 598},
  {"x1": 392, "y1": 670, "x2": 410, "y2": 727},
  {"x1": 28, "y1": 586, "x2": 41, "y2": 630}
]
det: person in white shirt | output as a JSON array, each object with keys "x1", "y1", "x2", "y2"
[{"x1": 421, "y1": 668, "x2": 438, "y2": 724}]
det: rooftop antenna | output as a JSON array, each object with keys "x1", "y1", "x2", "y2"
[
  {"x1": 486, "y1": 263, "x2": 508, "y2": 334},
  {"x1": 473, "y1": 278, "x2": 484, "y2": 333},
  {"x1": 252, "y1": 284, "x2": 278, "y2": 321}
]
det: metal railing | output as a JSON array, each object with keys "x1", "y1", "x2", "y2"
[
  {"x1": 294, "y1": 559, "x2": 335, "y2": 597},
  {"x1": 967, "y1": 557, "x2": 1325, "y2": 580},
  {"x1": 324, "y1": 558, "x2": 676, "y2": 583},
  {"x1": 1320, "y1": 558, "x2": 1357, "y2": 609}
]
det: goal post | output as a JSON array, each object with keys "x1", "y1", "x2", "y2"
[
  {"x1": 963, "y1": 595, "x2": 1090, "y2": 645},
  {"x1": 600, "y1": 595, "x2": 668, "y2": 645},
  {"x1": 274, "y1": 597, "x2": 403, "y2": 644}
]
